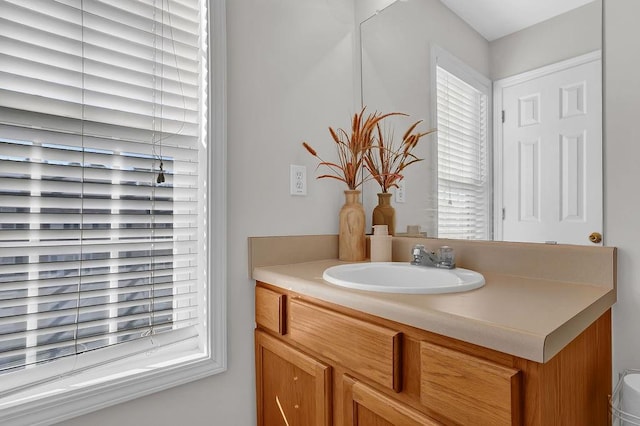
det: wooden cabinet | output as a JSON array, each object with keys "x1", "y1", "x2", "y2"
[
  {"x1": 342, "y1": 375, "x2": 440, "y2": 426},
  {"x1": 255, "y1": 282, "x2": 611, "y2": 426},
  {"x1": 420, "y1": 342, "x2": 522, "y2": 425},
  {"x1": 288, "y1": 299, "x2": 402, "y2": 392},
  {"x1": 255, "y1": 286, "x2": 286, "y2": 335},
  {"x1": 255, "y1": 330, "x2": 331, "y2": 426}
]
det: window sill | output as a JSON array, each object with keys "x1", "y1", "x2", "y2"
[{"x1": 0, "y1": 338, "x2": 226, "y2": 426}]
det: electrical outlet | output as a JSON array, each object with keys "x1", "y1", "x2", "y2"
[
  {"x1": 290, "y1": 165, "x2": 307, "y2": 196},
  {"x1": 395, "y1": 179, "x2": 406, "y2": 203}
]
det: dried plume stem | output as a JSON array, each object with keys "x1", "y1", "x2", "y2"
[{"x1": 302, "y1": 108, "x2": 402, "y2": 190}]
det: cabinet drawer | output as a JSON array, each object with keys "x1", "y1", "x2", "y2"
[
  {"x1": 420, "y1": 342, "x2": 522, "y2": 425},
  {"x1": 255, "y1": 285, "x2": 286, "y2": 335},
  {"x1": 288, "y1": 299, "x2": 401, "y2": 392},
  {"x1": 343, "y1": 375, "x2": 441, "y2": 425}
]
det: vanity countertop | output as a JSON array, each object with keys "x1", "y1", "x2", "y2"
[{"x1": 252, "y1": 255, "x2": 616, "y2": 363}]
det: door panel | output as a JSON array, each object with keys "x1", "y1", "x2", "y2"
[{"x1": 500, "y1": 55, "x2": 602, "y2": 245}]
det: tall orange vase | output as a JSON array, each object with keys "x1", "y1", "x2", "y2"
[{"x1": 339, "y1": 190, "x2": 366, "y2": 261}]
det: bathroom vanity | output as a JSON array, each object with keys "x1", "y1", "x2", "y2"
[{"x1": 251, "y1": 236, "x2": 616, "y2": 425}]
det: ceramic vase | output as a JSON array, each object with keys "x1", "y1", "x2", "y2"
[
  {"x1": 372, "y1": 192, "x2": 396, "y2": 236},
  {"x1": 339, "y1": 190, "x2": 366, "y2": 261}
]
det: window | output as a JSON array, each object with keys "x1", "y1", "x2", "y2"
[
  {"x1": 0, "y1": 0, "x2": 226, "y2": 423},
  {"x1": 433, "y1": 47, "x2": 491, "y2": 240}
]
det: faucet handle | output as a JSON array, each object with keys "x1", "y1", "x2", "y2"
[
  {"x1": 437, "y1": 246, "x2": 456, "y2": 268},
  {"x1": 412, "y1": 244, "x2": 425, "y2": 254},
  {"x1": 411, "y1": 244, "x2": 425, "y2": 265}
]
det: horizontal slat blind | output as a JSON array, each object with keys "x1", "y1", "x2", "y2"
[
  {"x1": 0, "y1": 0, "x2": 205, "y2": 376},
  {"x1": 436, "y1": 66, "x2": 490, "y2": 240}
]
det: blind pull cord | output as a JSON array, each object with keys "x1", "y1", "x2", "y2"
[{"x1": 157, "y1": 161, "x2": 165, "y2": 184}]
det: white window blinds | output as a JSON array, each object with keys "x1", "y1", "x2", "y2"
[
  {"x1": 0, "y1": 0, "x2": 207, "y2": 382},
  {"x1": 436, "y1": 65, "x2": 490, "y2": 240}
]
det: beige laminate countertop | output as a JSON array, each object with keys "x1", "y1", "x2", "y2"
[{"x1": 253, "y1": 258, "x2": 615, "y2": 363}]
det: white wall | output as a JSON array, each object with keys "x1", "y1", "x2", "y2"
[
  {"x1": 605, "y1": 0, "x2": 640, "y2": 382},
  {"x1": 354, "y1": 0, "x2": 396, "y2": 23},
  {"x1": 56, "y1": 0, "x2": 356, "y2": 425},
  {"x1": 490, "y1": 0, "x2": 602, "y2": 80}
]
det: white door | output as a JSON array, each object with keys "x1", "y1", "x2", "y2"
[{"x1": 497, "y1": 53, "x2": 602, "y2": 245}]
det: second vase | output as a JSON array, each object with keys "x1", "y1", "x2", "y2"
[{"x1": 372, "y1": 192, "x2": 396, "y2": 236}]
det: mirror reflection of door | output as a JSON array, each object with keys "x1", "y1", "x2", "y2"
[{"x1": 496, "y1": 52, "x2": 602, "y2": 245}]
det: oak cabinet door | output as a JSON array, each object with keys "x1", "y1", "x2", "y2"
[
  {"x1": 255, "y1": 330, "x2": 331, "y2": 426},
  {"x1": 342, "y1": 375, "x2": 440, "y2": 426}
]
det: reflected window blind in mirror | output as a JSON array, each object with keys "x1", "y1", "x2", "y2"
[
  {"x1": 0, "y1": 0, "x2": 208, "y2": 393},
  {"x1": 436, "y1": 65, "x2": 490, "y2": 240}
]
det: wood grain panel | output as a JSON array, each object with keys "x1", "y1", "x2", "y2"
[
  {"x1": 516, "y1": 309, "x2": 612, "y2": 426},
  {"x1": 355, "y1": 406, "x2": 394, "y2": 426},
  {"x1": 289, "y1": 298, "x2": 402, "y2": 392},
  {"x1": 343, "y1": 375, "x2": 441, "y2": 426},
  {"x1": 420, "y1": 341, "x2": 522, "y2": 425},
  {"x1": 255, "y1": 285, "x2": 286, "y2": 335},
  {"x1": 255, "y1": 330, "x2": 331, "y2": 426}
]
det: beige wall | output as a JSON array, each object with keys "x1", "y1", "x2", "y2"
[
  {"x1": 604, "y1": 0, "x2": 640, "y2": 381},
  {"x1": 57, "y1": 0, "x2": 356, "y2": 424},
  {"x1": 490, "y1": 0, "x2": 602, "y2": 80}
]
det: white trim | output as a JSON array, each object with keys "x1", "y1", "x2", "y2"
[
  {"x1": 492, "y1": 50, "x2": 601, "y2": 240},
  {"x1": 429, "y1": 44, "x2": 493, "y2": 149},
  {"x1": 493, "y1": 50, "x2": 601, "y2": 91},
  {"x1": 0, "y1": 0, "x2": 227, "y2": 424},
  {"x1": 209, "y1": 0, "x2": 228, "y2": 381},
  {"x1": 430, "y1": 44, "x2": 493, "y2": 239},
  {"x1": 430, "y1": 45, "x2": 492, "y2": 97}
]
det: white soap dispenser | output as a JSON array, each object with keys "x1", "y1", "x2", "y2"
[{"x1": 370, "y1": 225, "x2": 393, "y2": 262}]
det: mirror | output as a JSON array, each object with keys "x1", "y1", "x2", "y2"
[{"x1": 359, "y1": 0, "x2": 603, "y2": 245}]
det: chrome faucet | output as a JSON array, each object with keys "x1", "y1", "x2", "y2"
[
  {"x1": 411, "y1": 245, "x2": 438, "y2": 267},
  {"x1": 410, "y1": 244, "x2": 456, "y2": 269}
]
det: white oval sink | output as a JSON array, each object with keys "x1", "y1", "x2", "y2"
[{"x1": 322, "y1": 262, "x2": 485, "y2": 294}]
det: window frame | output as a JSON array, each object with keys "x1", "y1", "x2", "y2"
[
  {"x1": 0, "y1": 0, "x2": 227, "y2": 424},
  {"x1": 430, "y1": 44, "x2": 493, "y2": 240}
]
